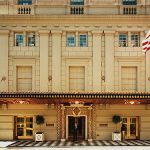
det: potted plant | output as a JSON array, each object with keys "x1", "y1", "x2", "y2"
[
  {"x1": 35, "y1": 115, "x2": 45, "y2": 141},
  {"x1": 112, "y1": 115, "x2": 121, "y2": 141}
]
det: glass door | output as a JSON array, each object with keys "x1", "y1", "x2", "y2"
[
  {"x1": 16, "y1": 116, "x2": 33, "y2": 139},
  {"x1": 122, "y1": 117, "x2": 139, "y2": 139},
  {"x1": 68, "y1": 116, "x2": 85, "y2": 141}
]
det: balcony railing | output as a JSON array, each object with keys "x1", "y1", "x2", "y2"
[
  {"x1": 17, "y1": 6, "x2": 31, "y2": 14},
  {"x1": 123, "y1": 6, "x2": 137, "y2": 14},
  {"x1": 70, "y1": 6, "x2": 84, "y2": 14}
]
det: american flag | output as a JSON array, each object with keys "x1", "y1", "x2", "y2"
[{"x1": 142, "y1": 30, "x2": 150, "y2": 53}]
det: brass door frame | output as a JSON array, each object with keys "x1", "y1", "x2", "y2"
[
  {"x1": 122, "y1": 116, "x2": 139, "y2": 139},
  {"x1": 15, "y1": 116, "x2": 33, "y2": 139}
]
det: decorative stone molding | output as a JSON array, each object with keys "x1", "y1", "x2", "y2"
[
  {"x1": 0, "y1": 30, "x2": 9, "y2": 35},
  {"x1": 51, "y1": 30, "x2": 62, "y2": 35},
  {"x1": 92, "y1": 30, "x2": 103, "y2": 36},
  {"x1": 38, "y1": 30, "x2": 50, "y2": 35},
  {"x1": 104, "y1": 30, "x2": 115, "y2": 34}
]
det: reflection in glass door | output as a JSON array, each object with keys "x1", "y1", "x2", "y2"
[
  {"x1": 15, "y1": 116, "x2": 33, "y2": 139},
  {"x1": 68, "y1": 116, "x2": 85, "y2": 141},
  {"x1": 122, "y1": 117, "x2": 139, "y2": 139}
]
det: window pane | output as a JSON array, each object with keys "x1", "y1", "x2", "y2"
[
  {"x1": 70, "y1": 0, "x2": 84, "y2": 5},
  {"x1": 119, "y1": 34, "x2": 127, "y2": 47},
  {"x1": 67, "y1": 33, "x2": 75, "y2": 47},
  {"x1": 122, "y1": 0, "x2": 137, "y2": 5},
  {"x1": 18, "y1": 0, "x2": 32, "y2": 5},
  {"x1": 131, "y1": 34, "x2": 139, "y2": 47},
  {"x1": 26, "y1": 130, "x2": 33, "y2": 136},
  {"x1": 16, "y1": 34, "x2": 24, "y2": 46},
  {"x1": 17, "y1": 128, "x2": 24, "y2": 136},
  {"x1": 79, "y1": 34, "x2": 87, "y2": 47},
  {"x1": 28, "y1": 33, "x2": 35, "y2": 46}
]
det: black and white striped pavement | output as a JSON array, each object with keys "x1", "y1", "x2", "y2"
[{"x1": 7, "y1": 140, "x2": 150, "y2": 147}]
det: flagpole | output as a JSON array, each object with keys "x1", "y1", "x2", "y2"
[
  {"x1": 145, "y1": 51, "x2": 146, "y2": 92},
  {"x1": 142, "y1": 29, "x2": 150, "y2": 92}
]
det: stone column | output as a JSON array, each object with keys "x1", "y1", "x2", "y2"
[
  {"x1": 39, "y1": 30, "x2": 49, "y2": 92},
  {"x1": 140, "y1": 31, "x2": 147, "y2": 91},
  {"x1": 104, "y1": 30, "x2": 115, "y2": 91},
  {"x1": 51, "y1": 30, "x2": 62, "y2": 92},
  {"x1": 92, "y1": 31, "x2": 103, "y2": 91},
  {"x1": 0, "y1": 30, "x2": 9, "y2": 92},
  {"x1": 88, "y1": 106, "x2": 93, "y2": 141},
  {"x1": 76, "y1": 32, "x2": 78, "y2": 47},
  {"x1": 128, "y1": 32, "x2": 131, "y2": 47},
  {"x1": 61, "y1": 105, "x2": 66, "y2": 141}
]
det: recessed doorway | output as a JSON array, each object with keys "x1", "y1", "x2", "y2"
[{"x1": 67, "y1": 116, "x2": 86, "y2": 141}]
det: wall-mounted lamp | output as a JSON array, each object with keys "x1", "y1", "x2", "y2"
[
  {"x1": 48, "y1": 75, "x2": 52, "y2": 81},
  {"x1": 1, "y1": 76, "x2": 6, "y2": 81},
  {"x1": 101, "y1": 75, "x2": 105, "y2": 81}
]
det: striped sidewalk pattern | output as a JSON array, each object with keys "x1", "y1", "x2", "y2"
[{"x1": 8, "y1": 140, "x2": 150, "y2": 147}]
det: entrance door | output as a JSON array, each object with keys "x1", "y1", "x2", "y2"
[
  {"x1": 15, "y1": 116, "x2": 33, "y2": 139},
  {"x1": 122, "y1": 117, "x2": 139, "y2": 139},
  {"x1": 68, "y1": 116, "x2": 85, "y2": 141}
]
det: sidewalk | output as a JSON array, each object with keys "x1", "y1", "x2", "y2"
[{"x1": 0, "y1": 140, "x2": 150, "y2": 149}]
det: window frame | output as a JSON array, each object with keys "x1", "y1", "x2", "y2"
[
  {"x1": 119, "y1": 33, "x2": 128, "y2": 47},
  {"x1": 18, "y1": 0, "x2": 32, "y2": 5},
  {"x1": 79, "y1": 33, "x2": 87, "y2": 47},
  {"x1": 67, "y1": 33, "x2": 76, "y2": 47},
  {"x1": 15, "y1": 33, "x2": 24, "y2": 47},
  {"x1": 70, "y1": 0, "x2": 84, "y2": 6},
  {"x1": 27, "y1": 32, "x2": 35, "y2": 47},
  {"x1": 122, "y1": 0, "x2": 137, "y2": 5},
  {"x1": 131, "y1": 33, "x2": 140, "y2": 47}
]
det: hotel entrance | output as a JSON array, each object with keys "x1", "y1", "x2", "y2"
[{"x1": 68, "y1": 116, "x2": 86, "y2": 141}]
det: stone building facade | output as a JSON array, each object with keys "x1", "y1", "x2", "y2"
[{"x1": 0, "y1": 0, "x2": 150, "y2": 141}]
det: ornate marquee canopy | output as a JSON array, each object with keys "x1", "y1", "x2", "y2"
[{"x1": 0, "y1": 92, "x2": 150, "y2": 105}]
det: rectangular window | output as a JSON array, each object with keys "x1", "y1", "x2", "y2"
[
  {"x1": 122, "y1": 0, "x2": 137, "y2": 5},
  {"x1": 17, "y1": 66, "x2": 32, "y2": 91},
  {"x1": 67, "y1": 33, "x2": 75, "y2": 47},
  {"x1": 79, "y1": 34, "x2": 87, "y2": 47},
  {"x1": 27, "y1": 32, "x2": 35, "y2": 47},
  {"x1": 131, "y1": 33, "x2": 140, "y2": 47},
  {"x1": 70, "y1": 0, "x2": 84, "y2": 5},
  {"x1": 18, "y1": 0, "x2": 32, "y2": 5},
  {"x1": 119, "y1": 34, "x2": 128, "y2": 47},
  {"x1": 16, "y1": 116, "x2": 33, "y2": 139},
  {"x1": 121, "y1": 66, "x2": 137, "y2": 92},
  {"x1": 69, "y1": 66, "x2": 85, "y2": 91},
  {"x1": 15, "y1": 33, "x2": 24, "y2": 46}
]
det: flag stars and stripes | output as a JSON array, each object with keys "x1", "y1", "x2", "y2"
[{"x1": 142, "y1": 30, "x2": 150, "y2": 53}]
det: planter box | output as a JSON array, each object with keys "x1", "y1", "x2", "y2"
[
  {"x1": 112, "y1": 132, "x2": 121, "y2": 141},
  {"x1": 35, "y1": 132, "x2": 45, "y2": 141}
]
